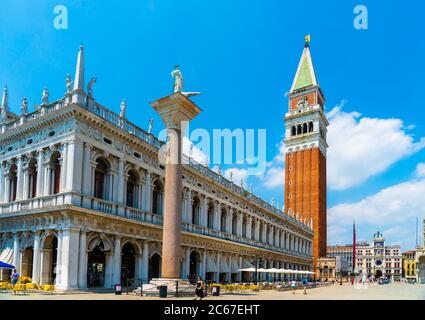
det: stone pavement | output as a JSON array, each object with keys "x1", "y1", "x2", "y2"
[{"x1": 0, "y1": 283, "x2": 424, "y2": 300}]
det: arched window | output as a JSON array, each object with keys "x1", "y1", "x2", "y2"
[
  {"x1": 9, "y1": 164, "x2": 17, "y2": 202},
  {"x1": 192, "y1": 197, "x2": 200, "y2": 225},
  {"x1": 303, "y1": 123, "x2": 308, "y2": 134},
  {"x1": 126, "y1": 170, "x2": 138, "y2": 208},
  {"x1": 220, "y1": 208, "x2": 227, "y2": 232},
  {"x1": 297, "y1": 124, "x2": 302, "y2": 135},
  {"x1": 291, "y1": 126, "x2": 296, "y2": 136},
  {"x1": 308, "y1": 122, "x2": 314, "y2": 133},
  {"x1": 94, "y1": 158, "x2": 108, "y2": 200},
  {"x1": 232, "y1": 214, "x2": 238, "y2": 235},
  {"x1": 50, "y1": 152, "x2": 61, "y2": 195},
  {"x1": 207, "y1": 203, "x2": 214, "y2": 229},
  {"x1": 152, "y1": 180, "x2": 164, "y2": 215},
  {"x1": 27, "y1": 158, "x2": 37, "y2": 199}
]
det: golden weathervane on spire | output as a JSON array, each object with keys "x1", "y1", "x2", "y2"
[{"x1": 305, "y1": 34, "x2": 311, "y2": 46}]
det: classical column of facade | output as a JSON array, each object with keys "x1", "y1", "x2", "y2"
[
  {"x1": 237, "y1": 212, "x2": 243, "y2": 236},
  {"x1": 104, "y1": 253, "x2": 114, "y2": 288},
  {"x1": 254, "y1": 219, "x2": 260, "y2": 241},
  {"x1": 215, "y1": 252, "x2": 221, "y2": 283},
  {"x1": 59, "y1": 228, "x2": 80, "y2": 290},
  {"x1": 141, "y1": 241, "x2": 149, "y2": 281},
  {"x1": 78, "y1": 231, "x2": 87, "y2": 289},
  {"x1": 183, "y1": 247, "x2": 191, "y2": 279},
  {"x1": 116, "y1": 158, "x2": 125, "y2": 205},
  {"x1": 15, "y1": 156, "x2": 24, "y2": 201},
  {"x1": 12, "y1": 233, "x2": 20, "y2": 272},
  {"x1": 201, "y1": 250, "x2": 207, "y2": 280},
  {"x1": 66, "y1": 139, "x2": 84, "y2": 194},
  {"x1": 225, "y1": 207, "x2": 231, "y2": 233},
  {"x1": 0, "y1": 163, "x2": 5, "y2": 204},
  {"x1": 112, "y1": 237, "x2": 122, "y2": 284},
  {"x1": 143, "y1": 171, "x2": 151, "y2": 212},
  {"x1": 81, "y1": 143, "x2": 92, "y2": 197},
  {"x1": 262, "y1": 222, "x2": 267, "y2": 243},
  {"x1": 201, "y1": 195, "x2": 208, "y2": 227},
  {"x1": 35, "y1": 150, "x2": 45, "y2": 197},
  {"x1": 59, "y1": 143, "x2": 68, "y2": 193},
  {"x1": 215, "y1": 202, "x2": 221, "y2": 231},
  {"x1": 32, "y1": 231, "x2": 41, "y2": 284}
]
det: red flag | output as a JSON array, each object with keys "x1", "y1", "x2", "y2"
[{"x1": 353, "y1": 220, "x2": 356, "y2": 273}]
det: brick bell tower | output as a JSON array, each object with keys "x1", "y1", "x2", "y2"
[{"x1": 284, "y1": 36, "x2": 328, "y2": 268}]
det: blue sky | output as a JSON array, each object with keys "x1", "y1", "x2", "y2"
[{"x1": 1, "y1": 0, "x2": 424, "y2": 250}]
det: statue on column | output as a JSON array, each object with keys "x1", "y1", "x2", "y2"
[
  {"x1": 41, "y1": 87, "x2": 49, "y2": 105},
  {"x1": 171, "y1": 65, "x2": 200, "y2": 97},
  {"x1": 171, "y1": 65, "x2": 183, "y2": 93}
]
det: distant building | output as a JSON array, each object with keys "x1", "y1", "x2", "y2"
[
  {"x1": 414, "y1": 217, "x2": 425, "y2": 283},
  {"x1": 356, "y1": 232, "x2": 402, "y2": 281},
  {"x1": 327, "y1": 245, "x2": 354, "y2": 270},
  {"x1": 402, "y1": 251, "x2": 417, "y2": 283},
  {"x1": 317, "y1": 256, "x2": 349, "y2": 281}
]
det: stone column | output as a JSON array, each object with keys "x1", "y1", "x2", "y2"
[
  {"x1": 59, "y1": 143, "x2": 68, "y2": 193},
  {"x1": 237, "y1": 212, "x2": 243, "y2": 236},
  {"x1": 15, "y1": 156, "x2": 24, "y2": 201},
  {"x1": 201, "y1": 196, "x2": 208, "y2": 227},
  {"x1": 32, "y1": 231, "x2": 41, "y2": 284},
  {"x1": 36, "y1": 150, "x2": 45, "y2": 197},
  {"x1": 104, "y1": 253, "x2": 114, "y2": 288},
  {"x1": 201, "y1": 250, "x2": 207, "y2": 280},
  {"x1": 116, "y1": 158, "x2": 125, "y2": 205},
  {"x1": 59, "y1": 228, "x2": 80, "y2": 290},
  {"x1": 78, "y1": 231, "x2": 87, "y2": 289},
  {"x1": 113, "y1": 237, "x2": 122, "y2": 285},
  {"x1": 56, "y1": 230, "x2": 63, "y2": 287},
  {"x1": 150, "y1": 92, "x2": 201, "y2": 279},
  {"x1": 254, "y1": 220, "x2": 260, "y2": 241},
  {"x1": 12, "y1": 233, "x2": 20, "y2": 272},
  {"x1": 246, "y1": 216, "x2": 252, "y2": 239},
  {"x1": 66, "y1": 139, "x2": 84, "y2": 194},
  {"x1": 81, "y1": 143, "x2": 92, "y2": 196},
  {"x1": 226, "y1": 207, "x2": 232, "y2": 233},
  {"x1": 141, "y1": 241, "x2": 149, "y2": 282},
  {"x1": 0, "y1": 164, "x2": 5, "y2": 204},
  {"x1": 216, "y1": 252, "x2": 220, "y2": 283},
  {"x1": 143, "y1": 171, "x2": 151, "y2": 212},
  {"x1": 184, "y1": 248, "x2": 191, "y2": 280},
  {"x1": 215, "y1": 202, "x2": 221, "y2": 231}
]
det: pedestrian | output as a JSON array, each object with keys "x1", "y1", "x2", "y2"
[
  {"x1": 302, "y1": 276, "x2": 308, "y2": 295},
  {"x1": 291, "y1": 279, "x2": 296, "y2": 294},
  {"x1": 194, "y1": 276, "x2": 205, "y2": 300},
  {"x1": 11, "y1": 269, "x2": 19, "y2": 285}
]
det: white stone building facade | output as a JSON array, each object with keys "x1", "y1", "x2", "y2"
[{"x1": 0, "y1": 47, "x2": 314, "y2": 290}]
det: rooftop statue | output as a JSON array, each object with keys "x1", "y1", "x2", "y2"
[
  {"x1": 41, "y1": 87, "x2": 49, "y2": 105},
  {"x1": 87, "y1": 77, "x2": 97, "y2": 97},
  {"x1": 66, "y1": 74, "x2": 73, "y2": 93}
]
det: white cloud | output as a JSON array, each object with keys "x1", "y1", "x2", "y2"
[
  {"x1": 328, "y1": 177, "x2": 425, "y2": 249},
  {"x1": 183, "y1": 136, "x2": 209, "y2": 165},
  {"x1": 327, "y1": 105, "x2": 425, "y2": 190},
  {"x1": 416, "y1": 163, "x2": 425, "y2": 177},
  {"x1": 261, "y1": 142, "x2": 286, "y2": 188},
  {"x1": 223, "y1": 168, "x2": 249, "y2": 186}
]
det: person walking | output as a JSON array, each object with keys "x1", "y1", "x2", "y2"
[
  {"x1": 302, "y1": 276, "x2": 308, "y2": 295},
  {"x1": 194, "y1": 276, "x2": 205, "y2": 300}
]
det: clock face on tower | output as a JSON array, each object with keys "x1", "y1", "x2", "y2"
[{"x1": 375, "y1": 259, "x2": 383, "y2": 267}]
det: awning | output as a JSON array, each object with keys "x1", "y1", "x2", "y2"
[
  {"x1": 242, "y1": 259, "x2": 255, "y2": 269},
  {"x1": 0, "y1": 261, "x2": 15, "y2": 269},
  {"x1": 219, "y1": 258, "x2": 230, "y2": 273},
  {"x1": 231, "y1": 257, "x2": 239, "y2": 274},
  {"x1": 0, "y1": 246, "x2": 13, "y2": 265},
  {"x1": 239, "y1": 268, "x2": 256, "y2": 272},
  {"x1": 206, "y1": 255, "x2": 218, "y2": 273}
]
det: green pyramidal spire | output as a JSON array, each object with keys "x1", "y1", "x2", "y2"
[{"x1": 290, "y1": 42, "x2": 318, "y2": 93}]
